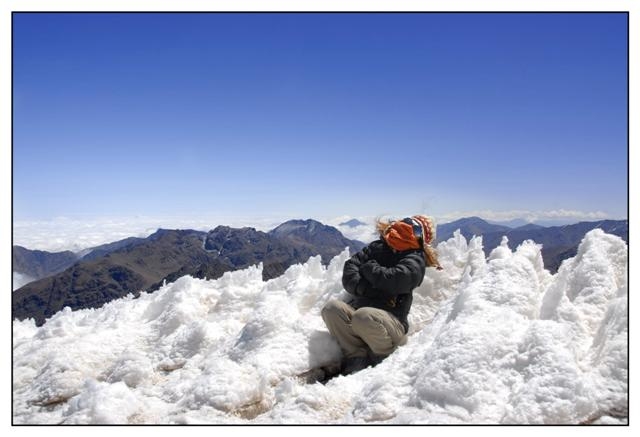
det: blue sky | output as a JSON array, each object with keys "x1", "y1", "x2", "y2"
[{"x1": 13, "y1": 12, "x2": 628, "y2": 223}]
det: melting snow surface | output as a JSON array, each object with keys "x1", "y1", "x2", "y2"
[{"x1": 12, "y1": 229, "x2": 628, "y2": 424}]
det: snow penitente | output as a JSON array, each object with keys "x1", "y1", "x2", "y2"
[{"x1": 12, "y1": 229, "x2": 627, "y2": 424}]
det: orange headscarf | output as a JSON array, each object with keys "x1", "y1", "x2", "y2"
[
  {"x1": 383, "y1": 220, "x2": 421, "y2": 251},
  {"x1": 382, "y1": 215, "x2": 436, "y2": 252}
]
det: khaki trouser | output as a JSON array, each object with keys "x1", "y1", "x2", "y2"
[{"x1": 321, "y1": 299, "x2": 407, "y2": 359}]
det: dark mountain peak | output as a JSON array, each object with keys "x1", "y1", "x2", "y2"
[
  {"x1": 448, "y1": 216, "x2": 490, "y2": 226},
  {"x1": 339, "y1": 218, "x2": 367, "y2": 228},
  {"x1": 13, "y1": 245, "x2": 76, "y2": 257},
  {"x1": 269, "y1": 218, "x2": 323, "y2": 236},
  {"x1": 207, "y1": 225, "x2": 262, "y2": 239},
  {"x1": 80, "y1": 236, "x2": 146, "y2": 261},
  {"x1": 269, "y1": 218, "x2": 365, "y2": 263},
  {"x1": 12, "y1": 246, "x2": 80, "y2": 281},
  {"x1": 269, "y1": 219, "x2": 352, "y2": 247},
  {"x1": 147, "y1": 228, "x2": 206, "y2": 243},
  {"x1": 436, "y1": 217, "x2": 511, "y2": 243},
  {"x1": 204, "y1": 226, "x2": 268, "y2": 253},
  {"x1": 148, "y1": 228, "x2": 172, "y2": 238}
]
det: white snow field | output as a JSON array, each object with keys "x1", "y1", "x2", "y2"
[{"x1": 12, "y1": 229, "x2": 627, "y2": 424}]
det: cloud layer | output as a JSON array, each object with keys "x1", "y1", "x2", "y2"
[
  {"x1": 12, "y1": 216, "x2": 286, "y2": 253},
  {"x1": 12, "y1": 209, "x2": 615, "y2": 253},
  {"x1": 434, "y1": 209, "x2": 611, "y2": 224}
]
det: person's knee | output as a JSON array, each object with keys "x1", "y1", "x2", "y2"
[
  {"x1": 321, "y1": 299, "x2": 343, "y2": 322},
  {"x1": 351, "y1": 308, "x2": 376, "y2": 332}
]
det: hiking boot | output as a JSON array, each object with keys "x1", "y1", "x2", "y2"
[
  {"x1": 340, "y1": 356, "x2": 370, "y2": 375},
  {"x1": 367, "y1": 351, "x2": 385, "y2": 367}
]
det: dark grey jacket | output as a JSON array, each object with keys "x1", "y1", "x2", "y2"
[{"x1": 342, "y1": 239, "x2": 426, "y2": 333}]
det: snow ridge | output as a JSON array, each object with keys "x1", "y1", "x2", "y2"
[{"x1": 12, "y1": 230, "x2": 628, "y2": 424}]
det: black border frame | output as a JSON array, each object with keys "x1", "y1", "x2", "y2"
[{"x1": 10, "y1": 10, "x2": 631, "y2": 427}]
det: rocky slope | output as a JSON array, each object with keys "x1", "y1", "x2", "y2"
[{"x1": 12, "y1": 220, "x2": 364, "y2": 326}]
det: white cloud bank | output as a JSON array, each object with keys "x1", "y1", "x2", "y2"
[
  {"x1": 435, "y1": 209, "x2": 611, "y2": 224},
  {"x1": 13, "y1": 229, "x2": 627, "y2": 424},
  {"x1": 12, "y1": 216, "x2": 287, "y2": 253},
  {"x1": 12, "y1": 209, "x2": 618, "y2": 253},
  {"x1": 13, "y1": 272, "x2": 35, "y2": 291}
]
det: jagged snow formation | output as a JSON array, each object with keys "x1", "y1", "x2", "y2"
[{"x1": 12, "y1": 229, "x2": 627, "y2": 424}]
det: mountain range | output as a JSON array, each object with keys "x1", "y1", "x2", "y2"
[
  {"x1": 436, "y1": 216, "x2": 628, "y2": 272},
  {"x1": 12, "y1": 246, "x2": 79, "y2": 280},
  {"x1": 12, "y1": 216, "x2": 627, "y2": 326},
  {"x1": 12, "y1": 220, "x2": 364, "y2": 326}
]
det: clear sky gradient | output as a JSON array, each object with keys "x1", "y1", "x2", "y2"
[{"x1": 13, "y1": 12, "x2": 628, "y2": 223}]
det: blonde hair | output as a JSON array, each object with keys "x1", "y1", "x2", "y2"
[
  {"x1": 375, "y1": 218, "x2": 393, "y2": 238},
  {"x1": 423, "y1": 245, "x2": 442, "y2": 270},
  {"x1": 375, "y1": 218, "x2": 442, "y2": 269}
]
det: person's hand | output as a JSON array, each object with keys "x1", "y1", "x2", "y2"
[
  {"x1": 361, "y1": 259, "x2": 378, "y2": 269},
  {"x1": 354, "y1": 278, "x2": 370, "y2": 296},
  {"x1": 359, "y1": 260, "x2": 379, "y2": 276}
]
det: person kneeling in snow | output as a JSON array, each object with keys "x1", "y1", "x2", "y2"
[{"x1": 322, "y1": 215, "x2": 442, "y2": 376}]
